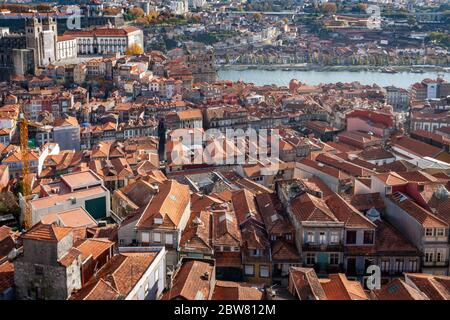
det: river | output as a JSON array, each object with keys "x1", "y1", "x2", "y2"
[{"x1": 218, "y1": 69, "x2": 448, "y2": 89}]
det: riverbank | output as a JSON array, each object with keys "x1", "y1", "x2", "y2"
[{"x1": 219, "y1": 64, "x2": 449, "y2": 73}]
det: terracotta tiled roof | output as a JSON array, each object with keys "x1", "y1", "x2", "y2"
[
  {"x1": 288, "y1": 267, "x2": 327, "y2": 300},
  {"x1": 404, "y1": 273, "x2": 450, "y2": 300},
  {"x1": 241, "y1": 223, "x2": 270, "y2": 251},
  {"x1": 74, "y1": 238, "x2": 114, "y2": 261},
  {"x1": 77, "y1": 279, "x2": 120, "y2": 300},
  {"x1": 191, "y1": 193, "x2": 223, "y2": 213},
  {"x1": 212, "y1": 281, "x2": 264, "y2": 300},
  {"x1": 231, "y1": 189, "x2": 263, "y2": 225},
  {"x1": 0, "y1": 261, "x2": 14, "y2": 293},
  {"x1": 326, "y1": 193, "x2": 376, "y2": 229},
  {"x1": 388, "y1": 192, "x2": 448, "y2": 228},
  {"x1": 255, "y1": 192, "x2": 294, "y2": 235},
  {"x1": 348, "y1": 193, "x2": 385, "y2": 211},
  {"x1": 180, "y1": 211, "x2": 212, "y2": 252},
  {"x1": 374, "y1": 220, "x2": 420, "y2": 255},
  {"x1": 58, "y1": 247, "x2": 82, "y2": 267},
  {"x1": 371, "y1": 278, "x2": 429, "y2": 300},
  {"x1": 40, "y1": 207, "x2": 97, "y2": 228},
  {"x1": 320, "y1": 273, "x2": 368, "y2": 300},
  {"x1": 374, "y1": 172, "x2": 408, "y2": 186},
  {"x1": 297, "y1": 158, "x2": 350, "y2": 180},
  {"x1": 290, "y1": 192, "x2": 338, "y2": 223},
  {"x1": 316, "y1": 153, "x2": 375, "y2": 177},
  {"x1": 136, "y1": 180, "x2": 190, "y2": 230},
  {"x1": 22, "y1": 222, "x2": 73, "y2": 242},
  {"x1": 64, "y1": 26, "x2": 140, "y2": 38},
  {"x1": 390, "y1": 136, "x2": 444, "y2": 158},
  {"x1": 377, "y1": 160, "x2": 418, "y2": 173},
  {"x1": 272, "y1": 240, "x2": 300, "y2": 261},
  {"x1": 162, "y1": 260, "x2": 214, "y2": 300},
  {"x1": 213, "y1": 210, "x2": 241, "y2": 247},
  {"x1": 70, "y1": 252, "x2": 158, "y2": 300}
]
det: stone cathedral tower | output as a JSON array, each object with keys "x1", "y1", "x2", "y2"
[
  {"x1": 25, "y1": 16, "x2": 57, "y2": 68},
  {"x1": 25, "y1": 17, "x2": 42, "y2": 68}
]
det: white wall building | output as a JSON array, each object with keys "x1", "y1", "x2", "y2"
[{"x1": 64, "y1": 27, "x2": 144, "y2": 55}]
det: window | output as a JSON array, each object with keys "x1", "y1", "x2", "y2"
[
  {"x1": 285, "y1": 234, "x2": 292, "y2": 241},
  {"x1": 260, "y1": 265, "x2": 269, "y2": 278},
  {"x1": 251, "y1": 249, "x2": 261, "y2": 257},
  {"x1": 244, "y1": 265, "x2": 254, "y2": 276},
  {"x1": 425, "y1": 250, "x2": 434, "y2": 263},
  {"x1": 330, "y1": 231, "x2": 339, "y2": 244},
  {"x1": 306, "y1": 253, "x2": 316, "y2": 265},
  {"x1": 329, "y1": 253, "x2": 339, "y2": 265},
  {"x1": 306, "y1": 231, "x2": 315, "y2": 243},
  {"x1": 436, "y1": 228, "x2": 445, "y2": 237},
  {"x1": 346, "y1": 230, "x2": 357, "y2": 244},
  {"x1": 385, "y1": 186, "x2": 392, "y2": 195},
  {"x1": 34, "y1": 265, "x2": 44, "y2": 276},
  {"x1": 363, "y1": 230, "x2": 374, "y2": 244},
  {"x1": 141, "y1": 232, "x2": 150, "y2": 243},
  {"x1": 409, "y1": 259, "x2": 418, "y2": 272},
  {"x1": 436, "y1": 249, "x2": 445, "y2": 262},
  {"x1": 381, "y1": 259, "x2": 390, "y2": 272},
  {"x1": 270, "y1": 235, "x2": 277, "y2": 241},
  {"x1": 165, "y1": 233, "x2": 174, "y2": 245},
  {"x1": 425, "y1": 228, "x2": 433, "y2": 237},
  {"x1": 153, "y1": 232, "x2": 161, "y2": 243},
  {"x1": 319, "y1": 232, "x2": 326, "y2": 244},
  {"x1": 394, "y1": 259, "x2": 404, "y2": 272}
]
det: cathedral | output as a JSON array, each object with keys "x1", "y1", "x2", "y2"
[{"x1": 25, "y1": 17, "x2": 58, "y2": 68}]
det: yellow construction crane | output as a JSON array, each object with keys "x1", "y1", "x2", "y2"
[
  {"x1": 19, "y1": 110, "x2": 44, "y2": 230},
  {"x1": 19, "y1": 111, "x2": 32, "y2": 230}
]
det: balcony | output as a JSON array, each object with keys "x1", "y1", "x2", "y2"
[
  {"x1": 422, "y1": 260, "x2": 449, "y2": 268},
  {"x1": 302, "y1": 243, "x2": 343, "y2": 252}
]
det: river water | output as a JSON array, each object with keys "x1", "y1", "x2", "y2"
[{"x1": 218, "y1": 69, "x2": 448, "y2": 88}]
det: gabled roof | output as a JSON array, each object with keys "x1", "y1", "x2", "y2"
[
  {"x1": 371, "y1": 278, "x2": 429, "y2": 300},
  {"x1": 388, "y1": 192, "x2": 448, "y2": 228},
  {"x1": 326, "y1": 193, "x2": 376, "y2": 229},
  {"x1": 288, "y1": 267, "x2": 327, "y2": 300},
  {"x1": 136, "y1": 180, "x2": 190, "y2": 230},
  {"x1": 320, "y1": 273, "x2": 368, "y2": 300},
  {"x1": 290, "y1": 192, "x2": 338, "y2": 223},
  {"x1": 22, "y1": 222, "x2": 72, "y2": 242},
  {"x1": 74, "y1": 238, "x2": 114, "y2": 261},
  {"x1": 213, "y1": 210, "x2": 242, "y2": 247},
  {"x1": 374, "y1": 220, "x2": 420, "y2": 255},
  {"x1": 404, "y1": 273, "x2": 450, "y2": 300},
  {"x1": 255, "y1": 192, "x2": 294, "y2": 235},
  {"x1": 390, "y1": 136, "x2": 444, "y2": 158},
  {"x1": 231, "y1": 189, "x2": 263, "y2": 225},
  {"x1": 212, "y1": 281, "x2": 264, "y2": 300},
  {"x1": 241, "y1": 223, "x2": 270, "y2": 251},
  {"x1": 162, "y1": 260, "x2": 214, "y2": 300},
  {"x1": 180, "y1": 211, "x2": 212, "y2": 251},
  {"x1": 348, "y1": 193, "x2": 385, "y2": 211},
  {"x1": 70, "y1": 252, "x2": 158, "y2": 300},
  {"x1": 375, "y1": 171, "x2": 408, "y2": 186}
]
